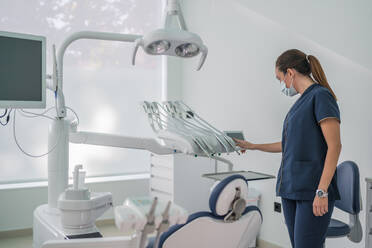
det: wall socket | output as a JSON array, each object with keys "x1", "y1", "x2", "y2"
[{"x1": 274, "y1": 202, "x2": 282, "y2": 213}]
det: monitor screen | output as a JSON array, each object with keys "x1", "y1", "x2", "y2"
[
  {"x1": 224, "y1": 131, "x2": 245, "y2": 140},
  {"x1": 0, "y1": 31, "x2": 46, "y2": 108}
]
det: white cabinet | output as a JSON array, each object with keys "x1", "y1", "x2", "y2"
[{"x1": 366, "y1": 178, "x2": 372, "y2": 248}]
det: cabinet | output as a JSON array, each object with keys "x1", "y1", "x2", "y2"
[
  {"x1": 149, "y1": 153, "x2": 217, "y2": 213},
  {"x1": 366, "y1": 178, "x2": 372, "y2": 248}
]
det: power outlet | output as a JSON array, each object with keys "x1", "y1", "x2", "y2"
[{"x1": 274, "y1": 202, "x2": 282, "y2": 213}]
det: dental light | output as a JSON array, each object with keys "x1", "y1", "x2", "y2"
[
  {"x1": 132, "y1": 0, "x2": 208, "y2": 71},
  {"x1": 132, "y1": 29, "x2": 208, "y2": 71}
]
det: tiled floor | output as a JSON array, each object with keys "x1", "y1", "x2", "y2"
[
  {"x1": 0, "y1": 233, "x2": 32, "y2": 248},
  {"x1": 0, "y1": 220, "x2": 123, "y2": 248}
]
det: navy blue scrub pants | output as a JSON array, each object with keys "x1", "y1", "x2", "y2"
[{"x1": 281, "y1": 198, "x2": 335, "y2": 248}]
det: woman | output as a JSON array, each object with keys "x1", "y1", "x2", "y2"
[{"x1": 234, "y1": 49, "x2": 342, "y2": 248}]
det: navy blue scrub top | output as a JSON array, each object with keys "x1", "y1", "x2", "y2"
[{"x1": 276, "y1": 83, "x2": 341, "y2": 201}]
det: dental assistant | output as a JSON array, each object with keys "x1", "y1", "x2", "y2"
[{"x1": 235, "y1": 49, "x2": 342, "y2": 248}]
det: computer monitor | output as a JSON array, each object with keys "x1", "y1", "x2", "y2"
[{"x1": 0, "y1": 31, "x2": 46, "y2": 109}]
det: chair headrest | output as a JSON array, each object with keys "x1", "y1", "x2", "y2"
[{"x1": 209, "y1": 175, "x2": 248, "y2": 217}]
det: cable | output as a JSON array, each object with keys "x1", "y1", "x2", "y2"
[
  {"x1": 20, "y1": 109, "x2": 55, "y2": 121},
  {"x1": 19, "y1": 107, "x2": 56, "y2": 121},
  {"x1": 0, "y1": 109, "x2": 8, "y2": 118},
  {"x1": 20, "y1": 106, "x2": 79, "y2": 125},
  {"x1": 65, "y1": 107, "x2": 80, "y2": 125},
  {"x1": 13, "y1": 109, "x2": 62, "y2": 158},
  {"x1": 0, "y1": 109, "x2": 12, "y2": 126},
  {"x1": 22, "y1": 107, "x2": 55, "y2": 116},
  {"x1": 0, "y1": 119, "x2": 9, "y2": 126},
  {"x1": 12, "y1": 106, "x2": 79, "y2": 158}
]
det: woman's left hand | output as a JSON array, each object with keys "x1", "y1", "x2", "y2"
[{"x1": 313, "y1": 196, "x2": 328, "y2": 216}]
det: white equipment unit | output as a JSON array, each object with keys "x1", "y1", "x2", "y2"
[
  {"x1": 30, "y1": 0, "x2": 212, "y2": 246},
  {"x1": 29, "y1": 0, "x2": 240, "y2": 246},
  {"x1": 0, "y1": 1, "x2": 265, "y2": 247},
  {"x1": 57, "y1": 165, "x2": 113, "y2": 230}
]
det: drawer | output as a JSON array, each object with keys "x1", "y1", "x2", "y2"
[
  {"x1": 368, "y1": 191, "x2": 372, "y2": 203},
  {"x1": 151, "y1": 154, "x2": 174, "y2": 169},
  {"x1": 150, "y1": 176, "x2": 173, "y2": 194},
  {"x1": 151, "y1": 164, "x2": 173, "y2": 179}
]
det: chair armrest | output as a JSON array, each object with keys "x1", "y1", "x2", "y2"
[{"x1": 348, "y1": 213, "x2": 363, "y2": 243}]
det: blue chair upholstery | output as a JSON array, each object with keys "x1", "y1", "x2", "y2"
[
  {"x1": 147, "y1": 175, "x2": 263, "y2": 248},
  {"x1": 326, "y1": 219, "x2": 351, "y2": 237},
  {"x1": 325, "y1": 161, "x2": 362, "y2": 244}
]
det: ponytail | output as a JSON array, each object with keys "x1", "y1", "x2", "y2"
[
  {"x1": 276, "y1": 49, "x2": 337, "y2": 100},
  {"x1": 307, "y1": 55, "x2": 337, "y2": 100}
]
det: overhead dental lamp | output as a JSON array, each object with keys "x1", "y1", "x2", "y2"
[
  {"x1": 132, "y1": 29, "x2": 208, "y2": 71},
  {"x1": 132, "y1": 0, "x2": 208, "y2": 71}
]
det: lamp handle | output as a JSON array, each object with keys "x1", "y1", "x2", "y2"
[
  {"x1": 132, "y1": 38, "x2": 143, "y2": 66},
  {"x1": 197, "y1": 45, "x2": 208, "y2": 71}
]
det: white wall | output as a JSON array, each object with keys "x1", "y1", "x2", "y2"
[{"x1": 174, "y1": 0, "x2": 372, "y2": 247}]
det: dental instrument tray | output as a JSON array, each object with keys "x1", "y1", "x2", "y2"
[{"x1": 202, "y1": 170, "x2": 275, "y2": 182}]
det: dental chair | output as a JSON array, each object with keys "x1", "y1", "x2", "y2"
[
  {"x1": 147, "y1": 174, "x2": 263, "y2": 248},
  {"x1": 324, "y1": 161, "x2": 363, "y2": 247}
]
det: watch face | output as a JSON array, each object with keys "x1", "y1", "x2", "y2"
[{"x1": 317, "y1": 190, "x2": 323, "y2": 197}]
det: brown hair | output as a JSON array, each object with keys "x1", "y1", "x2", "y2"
[{"x1": 276, "y1": 49, "x2": 337, "y2": 100}]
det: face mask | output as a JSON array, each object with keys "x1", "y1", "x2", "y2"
[{"x1": 280, "y1": 73, "x2": 298, "y2": 97}]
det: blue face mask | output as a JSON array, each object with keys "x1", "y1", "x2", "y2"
[{"x1": 280, "y1": 73, "x2": 298, "y2": 97}]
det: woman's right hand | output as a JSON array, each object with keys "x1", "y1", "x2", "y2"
[{"x1": 233, "y1": 138, "x2": 255, "y2": 153}]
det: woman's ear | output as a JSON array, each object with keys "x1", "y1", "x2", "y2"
[
  {"x1": 286, "y1": 68, "x2": 291, "y2": 76},
  {"x1": 287, "y1": 68, "x2": 295, "y2": 78}
]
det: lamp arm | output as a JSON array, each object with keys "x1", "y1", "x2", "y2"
[
  {"x1": 164, "y1": 0, "x2": 188, "y2": 30},
  {"x1": 69, "y1": 130, "x2": 175, "y2": 155},
  {"x1": 175, "y1": 7, "x2": 187, "y2": 30},
  {"x1": 55, "y1": 31, "x2": 142, "y2": 118}
]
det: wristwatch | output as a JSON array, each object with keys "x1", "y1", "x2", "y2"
[{"x1": 316, "y1": 189, "x2": 328, "y2": 198}]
